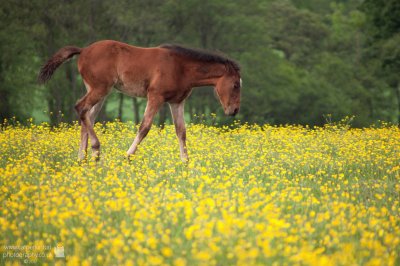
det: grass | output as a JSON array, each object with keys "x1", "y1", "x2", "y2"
[{"x1": 0, "y1": 121, "x2": 399, "y2": 265}]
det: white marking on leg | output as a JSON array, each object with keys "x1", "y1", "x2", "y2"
[{"x1": 169, "y1": 102, "x2": 188, "y2": 162}]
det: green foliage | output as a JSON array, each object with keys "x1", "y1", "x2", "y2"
[
  {"x1": 0, "y1": 0, "x2": 398, "y2": 126},
  {"x1": 362, "y1": 0, "x2": 400, "y2": 122}
]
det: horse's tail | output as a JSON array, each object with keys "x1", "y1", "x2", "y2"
[{"x1": 38, "y1": 46, "x2": 82, "y2": 84}]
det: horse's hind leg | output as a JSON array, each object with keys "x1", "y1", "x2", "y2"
[
  {"x1": 78, "y1": 122, "x2": 89, "y2": 160},
  {"x1": 89, "y1": 99, "x2": 105, "y2": 125},
  {"x1": 77, "y1": 98, "x2": 106, "y2": 160},
  {"x1": 75, "y1": 87, "x2": 109, "y2": 161}
]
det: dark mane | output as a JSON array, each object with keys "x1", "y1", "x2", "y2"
[{"x1": 160, "y1": 44, "x2": 240, "y2": 73}]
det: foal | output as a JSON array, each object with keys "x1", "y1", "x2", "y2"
[{"x1": 38, "y1": 40, "x2": 241, "y2": 162}]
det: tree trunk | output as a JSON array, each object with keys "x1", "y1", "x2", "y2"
[
  {"x1": 0, "y1": 58, "x2": 12, "y2": 122},
  {"x1": 117, "y1": 94, "x2": 124, "y2": 120},
  {"x1": 42, "y1": 13, "x2": 60, "y2": 126},
  {"x1": 65, "y1": 62, "x2": 77, "y2": 122},
  {"x1": 187, "y1": 101, "x2": 194, "y2": 122},
  {"x1": 88, "y1": 0, "x2": 95, "y2": 42},
  {"x1": 0, "y1": 89, "x2": 11, "y2": 122},
  {"x1": 396, "y1": 82, "x2": 400, "y2": 124},
  {"x1": 132, "y1": 98, "x2": 140, "y2": 124},
  {"x1": 158, "y1": 103, "x2": 168, "y2": 128}
]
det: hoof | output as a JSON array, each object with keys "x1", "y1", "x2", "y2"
[
  {"x1": 77, "y1": 158, "x2": 87, "y2": 165},
  {"x1": 78, "y1": 151, "x2": 87, "y2": 161},
  {"x1": 181, "y1": 156, "x2": 189, "y2": 165},
  {"x1": 92, "y1": 150, "x2": 100, "y2": 161},
  {"x1": 125, "y1": 154, "x2": 133, "y2": 162},
  {"x1": 77, "y1": 153, "x2": 87, "y2": 164}
]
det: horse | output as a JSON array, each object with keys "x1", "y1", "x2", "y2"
[{"x1": 38, "y1": 40, "x2": 241, "y2": 162}]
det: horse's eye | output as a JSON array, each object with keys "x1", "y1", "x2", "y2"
[{"x1": 233, "y1": 82, "x2": 240, "y2": 90}]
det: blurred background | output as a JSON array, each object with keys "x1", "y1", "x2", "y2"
[{"x1": 0, "y1": 0, "x2": 399, "y2": 127}]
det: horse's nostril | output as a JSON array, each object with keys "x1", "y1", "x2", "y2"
[{"x1": 231, "y1": 108, "x2": 239, "y2": 116}]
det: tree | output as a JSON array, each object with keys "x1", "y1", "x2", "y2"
[
  {"x1": 362, "y1": 0, "x2": 400, "y2": 123},
  {"x1": 0, "y1": 1, "x2": 44, "y2": 122},
  {"x1": 0, "y1": 0, "x2": 397, "y2": 127},
  {"x1": 265, "y1": 1, "x2": 329, "y2": 67}
]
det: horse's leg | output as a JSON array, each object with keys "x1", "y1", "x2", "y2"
[
  {"x1": 127, "y1": 96, "x2": 163, "y2": 158},
  {"x1": 75, "y1": 90, "x2": 108, "y2": 161},
  {"x1": 78, "y1": 121, "x2": 89, "y2": 161},
  {"x1": 77, "y1": 99, "x2": 105, "y2": 160},
  {"x1": 169, "y1": 102, "x2": 189, "y2": 162},
  {"x1": 89, "y1": 98, "x2": 106, "y2": 125}
]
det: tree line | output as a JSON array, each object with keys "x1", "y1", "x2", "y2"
[{"x1": 0, "y1": 0, "x2": 399, "y2": 127}]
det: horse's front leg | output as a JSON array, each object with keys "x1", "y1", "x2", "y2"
[
  {"x1": 169, "y1": 102, "x2": 189, "y2": 162},
  {"x1": 127, "y1": 96, "x2": 163, "y2": 158}
]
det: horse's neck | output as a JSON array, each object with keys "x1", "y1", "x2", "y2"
[{"x1": 185, "y1": 62, "x2": 226, "y2": 87}]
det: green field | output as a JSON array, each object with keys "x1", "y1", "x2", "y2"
[{"x1": 1, "y1": 122, "x2": 399, "y2": 265}]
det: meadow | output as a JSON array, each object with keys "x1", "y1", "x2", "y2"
[{"x1": 0, "y1": 120, "x2": 399, "y2": 266}]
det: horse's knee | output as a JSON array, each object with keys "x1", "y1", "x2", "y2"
[
  {"x1": 75, "y1": 95, "x2": 97, "y2": 121},
  {"x1": 75, "y1": 97, "x2": 85, "y2": 112},
  {"x1": 75, "y1": 101, "x2": 84, "y2": 116},
  {"x1": 178, "y1": 130, "x2": 186, "y2": 141},
  {"x1": 75, "y1": 102, "x2": 90, "y2": 121},
  {"x1": 180, "y1": 130, "x2": 186, "y2": 141},
  {"x1": 138, "y1": 124, "x2": 151, "y2": 138}
]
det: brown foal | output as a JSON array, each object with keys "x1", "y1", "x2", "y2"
[{"x1": 38, "y1": 40, "x2": 241, "y2": 162}]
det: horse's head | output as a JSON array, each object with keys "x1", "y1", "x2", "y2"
[{"x1": 215, "y1": 70, "x2": 241, "y2": 116}]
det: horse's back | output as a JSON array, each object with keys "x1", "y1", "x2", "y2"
[
  {"x1": 77, "y1": 40, "x2": 160, "y2": 90},
  {"x1": 78, "y1": 40, "x2": 139, "y2": 73},
  {"x1": 78, "y1": 40, "x2": 171, "y2": 97}
]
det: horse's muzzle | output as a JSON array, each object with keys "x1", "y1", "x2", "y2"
[{"x1": 226, "y1": 107, "x2": 239, "y2": 116}]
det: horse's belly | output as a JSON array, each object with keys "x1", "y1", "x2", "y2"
[{"x1": 117, "y1": 81, "x2": 147, "y2": 98}]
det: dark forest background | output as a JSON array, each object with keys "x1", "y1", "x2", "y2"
[{"x1": 0, "y1": 0, "x2": 399, "y2": 127}]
